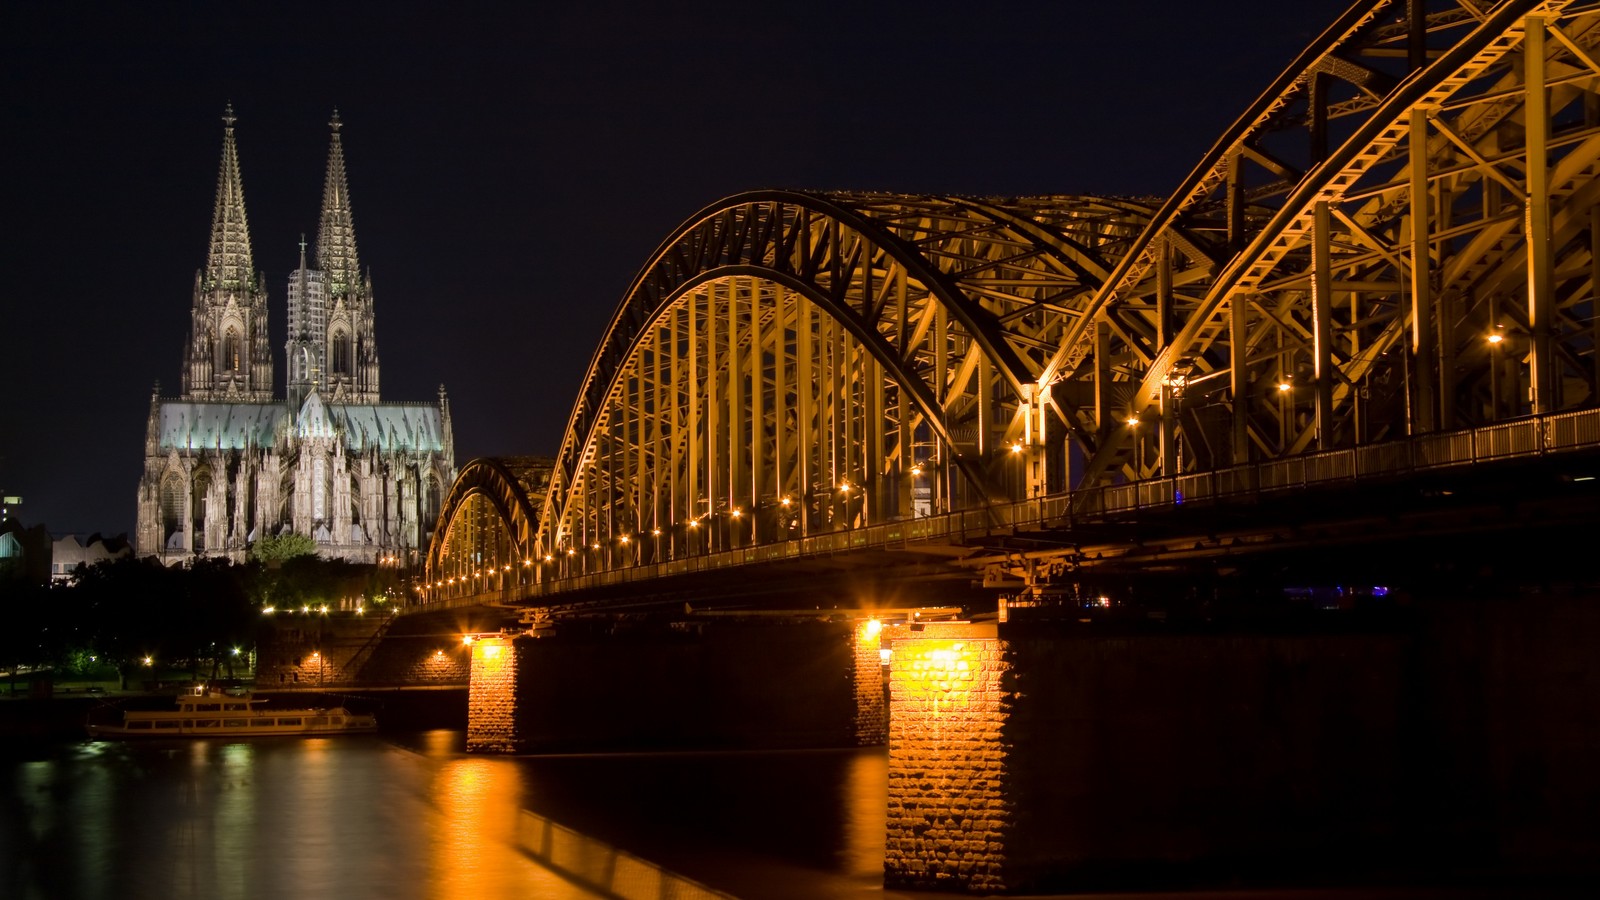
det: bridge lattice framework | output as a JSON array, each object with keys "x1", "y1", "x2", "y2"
[{"x1": 425, "y1": 0, "x2": 1600, "y2": 603}]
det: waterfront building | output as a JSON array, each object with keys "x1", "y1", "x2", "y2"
[
  {"x1": 50, "y1": 533, "x2": 131, "y2": 583},
  {"x1": 134, "y1": 107, "x2": 456, "y2": 565}
]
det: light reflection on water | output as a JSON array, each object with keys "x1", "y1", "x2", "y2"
[
  {"x1": 3, "y1": 734, "x2": 895, "y2": 900},
  {"x1": 1, "y1": 736, "x2": 603, "y2": 900}
]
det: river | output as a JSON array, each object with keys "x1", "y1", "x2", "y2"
[
  {"x1": 10, "y1": 731, "x2": 1590, "y2": 900},
  {"x1": 1, "y1": 731, "x2": 899, "y2": 900}
]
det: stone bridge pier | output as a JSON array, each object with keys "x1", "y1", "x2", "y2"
[
  {"x1": 462, "y1": 586, "x2": 1600, "y2": 893},
  {"x1": 466, "y1": 616, "x2": 892, "y2": 754},
  {"x1": 882, "y1": 590, "x2": 1600, "y2": 893}
]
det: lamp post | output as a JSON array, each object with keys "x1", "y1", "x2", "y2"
[
  {"x1": 1161, "y1": 368, "x2": 1190, "y2": 478},
  {"x1": 1487, "y1": 326, "x2": 1505, "y2": 420},
  {"x1": 1126, "y1": 415, "x2": 1142, "y2": 475}
]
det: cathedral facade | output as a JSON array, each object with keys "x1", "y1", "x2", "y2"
[{"x1": 134, "y1": 107, "x2": 456, "y2": 565}]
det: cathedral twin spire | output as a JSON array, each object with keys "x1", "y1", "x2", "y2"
[
  {"x1": 317, "y1": 110, "x2": 360, "y2": 299},
  {"x1": 183, "y1": 105, "x2": 379, "y2": 405},
  {"x1": 204, "y1": 103, "x2": 255, "y2": 292}
]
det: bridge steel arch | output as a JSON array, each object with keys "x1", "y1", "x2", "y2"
[
  {"x1": 535, "y1": 191, "x2": 1154, "y2": 573},
  {"x1": 1043, "y1": 0, "x2": 1600, "y2": 484},
  {"x1": 422, "y1": 0, "x2": 1600, "y2": 599},
  {"x1": 425, "y1": 456, "x2": 551, "y2": 601}
]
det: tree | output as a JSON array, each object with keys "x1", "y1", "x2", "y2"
[{"x1": 249, "y1": 533, "x2": 317, "y2": 563}]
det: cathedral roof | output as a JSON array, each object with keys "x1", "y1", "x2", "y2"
[
  {"x1": 155, "y1": 399, "x2": 447, "y2": 454},
  {"x1": 158, "y1": 402, "x2": 287, "y2": 450},
  {"x1": 333, "y1": 404, "x2": 448, "y2": 453}
]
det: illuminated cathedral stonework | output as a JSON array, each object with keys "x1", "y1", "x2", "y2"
[{"x1": 134, "y1": 107, "x2": 456, "y2": 564}]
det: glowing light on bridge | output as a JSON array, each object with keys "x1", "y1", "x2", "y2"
[{"x1": 422, "y1": 0, "x2": 1600, "y2": 599}]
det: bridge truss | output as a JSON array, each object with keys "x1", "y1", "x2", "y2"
[{"x1": 426, "y1": 0, "x2": 1600, "y2": 601}]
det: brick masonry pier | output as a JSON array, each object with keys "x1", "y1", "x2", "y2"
[
  {"x1": 467, "y1": 619, "x2": 882, "y2": 754},
  {"x1": 883, "y1": 590, "x2": 1600, "y2": 893}
]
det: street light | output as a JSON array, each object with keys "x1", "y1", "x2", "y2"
[{"x1": 1488, "y1": 326, "x2": 1504, "y2": 419}]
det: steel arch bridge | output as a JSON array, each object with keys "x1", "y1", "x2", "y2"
[{"x1": 425, "y1": 0, "x2": 1600, "y2": 604}]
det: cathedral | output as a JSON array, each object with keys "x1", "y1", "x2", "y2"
[{"x1": 134, "y1": 107, "x2": 456, "y2": 565}]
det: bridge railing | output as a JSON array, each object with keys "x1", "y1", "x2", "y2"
[{"x1": 413, "y1": 407, "x2": 1600, "y2": 608}]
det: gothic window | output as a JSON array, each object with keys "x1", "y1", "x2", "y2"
[
  {"x1": 425, "y1": 474, "x2": 442, "y2": 525},
  {"x1": 331, "y1": 331, "x2": 351, "y2": 376},
  {"x1": 313, "y1": 458, "x2": 328, "y2": 522},
  {"x1": 161, "y1": 475, "x2": 184, "y2": 540},
  {"x1": 222, "y1": 329, "x2": 241, "y2": 373},
  {"x1": 191, "y1": 470, "x2": 212, "y2": 552}
]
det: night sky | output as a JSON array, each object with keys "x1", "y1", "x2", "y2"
[{"x1": 3, "y1": 0, "x2": 1344, "y2": 536}]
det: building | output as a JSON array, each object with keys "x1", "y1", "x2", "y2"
[
  {"x1": 134, "y1": 107, "x2": 456, "y2": 565},
  {"x1": 50, "y1": 533, "x2": 131, "y2": 583},
  {"x1": 0, "y1": 519, "x2": 51, "y2": 584}
]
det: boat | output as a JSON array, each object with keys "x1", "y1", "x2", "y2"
[{"x1": 86, "y1": 688, "x2": 377, "y2": 738}]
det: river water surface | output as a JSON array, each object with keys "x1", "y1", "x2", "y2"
[
  {"x1": 1, "y1": 731, "x2": 897, "y2": 900},
  {"x1": 13, "y1": 733, "x2": 1587, "y2": 900}
]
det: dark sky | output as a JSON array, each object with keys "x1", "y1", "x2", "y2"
[{"x1": 2, "y1": 0, "x2": 1344, "y2": 536}]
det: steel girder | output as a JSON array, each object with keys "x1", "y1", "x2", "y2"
[
  {"x1": 426, "y1": 456, "x2": 550, "y2": 597},
  {"x1": 1055, "y1": 0, "x2": 1600, "y2": 484},
  {"x1": 435, "y1": 0, "x2": 1600, "y2": 593},
  {"x1": 538, "y1": 191, "x2": 1151, "y2": 571}
]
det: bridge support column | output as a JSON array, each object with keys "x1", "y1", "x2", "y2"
[
  {"x1": 884, "y1": 623, "x2": 1011, "y2": 892},
  {"x1": 466, "y1": 635, "x2": 525, "y2": 753},
  {"x1": 886, "y1": 621, "x2": 1419, "y2": 893},
  {"x1": 852, "y1": 619, "x2": 907, "y2": 746},
  {"x1": 466, "y1": 620, "x2": 882, "y2": 754}
]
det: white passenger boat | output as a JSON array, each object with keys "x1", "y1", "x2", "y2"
[{"x1": 86, "y1": 689, "x2": 377, "y2": 738}]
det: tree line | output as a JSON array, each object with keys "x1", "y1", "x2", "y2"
[{"x1": 0, "y1": 536, "x2": 405, "y2": 688}]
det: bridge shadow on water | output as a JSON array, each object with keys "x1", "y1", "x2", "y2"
[
  {"x1": 388, "y1": 729, "x2": 1600, "y2": 900},
  {"x1": 392, "y1": 729, "x2": 902, "y2": 900}
]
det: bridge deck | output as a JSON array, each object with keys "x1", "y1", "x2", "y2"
[{"x1": 414, "y1": 406, "x2": 1600, "y2": 615}]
